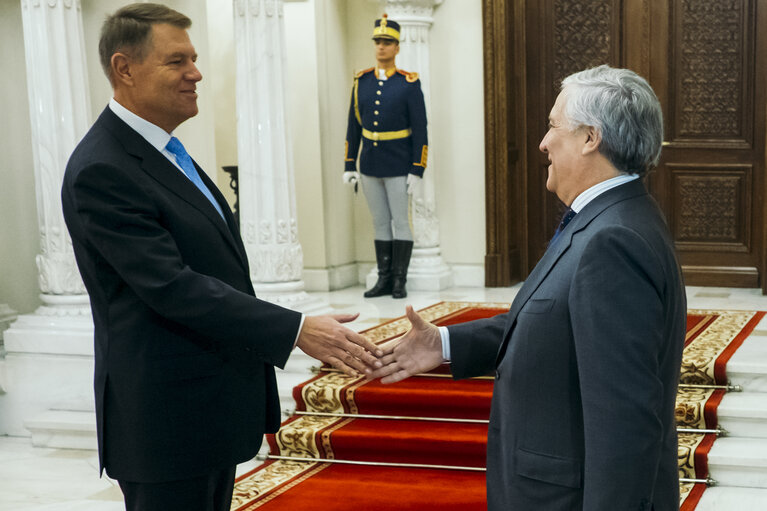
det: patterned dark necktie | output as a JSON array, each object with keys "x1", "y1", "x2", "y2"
[
  {"x1": 550, "y1": 207, "x2": 576, "y2": 246},
  {"x1": 166, "y1": 136, "x2": 225, "y2": 220}
]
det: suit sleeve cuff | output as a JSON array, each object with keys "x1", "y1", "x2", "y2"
[
  {"x1": 409, "y1": 166, "x2": 425, "y2": 178},
  {"x1": 292, "y1": 314, "x2": 306, "y2": 349}
]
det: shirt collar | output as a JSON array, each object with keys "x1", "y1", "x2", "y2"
[
  {"x1": 109, "y1": 98, "x2": 174, "y2": 153},
  {"x1": 570, "y1": 173, "x2": 640, "y2": 213}
]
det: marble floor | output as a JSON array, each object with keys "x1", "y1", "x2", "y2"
[{"x1": 2, "y1": 284, "x2": 767, "y2": 510}]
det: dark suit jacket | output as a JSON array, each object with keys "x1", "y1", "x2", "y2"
[
  {"x1": 61, "y1": 107, "x2": 302, "y2": 483},
  {"x1": 449, "y1": 179, "x2": 686, "y2": 510}
]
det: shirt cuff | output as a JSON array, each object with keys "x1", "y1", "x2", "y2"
[
  {"x1": 293, "y1": 314, "x2": 306, "y2": 349},
  {"x1": 439, "y1": 326, "x2": 451, "y2": 362}
]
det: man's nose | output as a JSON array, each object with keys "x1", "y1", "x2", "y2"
[{"x1": 188, "y1": 63, "x2": 202, "y2": 82}]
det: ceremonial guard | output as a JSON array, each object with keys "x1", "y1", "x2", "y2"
[{"x1": 344, "y1": 15, "x2": 428, "y2": 299}]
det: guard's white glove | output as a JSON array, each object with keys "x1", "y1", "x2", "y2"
[
  {"x1": 343, "y1": 171, "x2": 360, "y2": 186},
  {"x1": 407, "y1": 173, "x2": 422, "y2": 195}
]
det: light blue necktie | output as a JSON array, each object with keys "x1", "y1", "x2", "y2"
[{"x1": 165, "y1": 136, "x2": 225, "y2": 220}]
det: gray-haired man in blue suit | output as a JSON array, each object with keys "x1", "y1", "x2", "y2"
[{"x1": 371, "y1": 65, "x2": 686, "y2": 511}]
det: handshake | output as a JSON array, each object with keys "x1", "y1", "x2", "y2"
[{"x1": 297, "y1": 305, "x2": 442, "y2": 382}]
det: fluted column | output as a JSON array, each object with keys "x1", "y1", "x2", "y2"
[
  {"x1": 19, "y1": 0, "x2": 91, "y2": 313},
  {"x1": 377, "y1": 0, "x2": 452, "y2": 291},
  {"x1": 233, "y1": 0, "x2": 329, "y2": 313},
  {"x1": 1, "y1": 0, "x2": 95, "y2": 441}
]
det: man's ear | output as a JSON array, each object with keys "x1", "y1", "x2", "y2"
[
  {"x1": 111, "y1": 53, "x2": 133, "y2": 87},
  {"x1": 582, "y1": 126, "x2": 601, "y2": 155}
]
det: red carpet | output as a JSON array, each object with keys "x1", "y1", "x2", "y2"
[
  {"x1": 233, "y1": 462, "x2": 486, "y2": 511},
  {"x1": 231, "y1": 303, "x2": 765, "y2": 510}
]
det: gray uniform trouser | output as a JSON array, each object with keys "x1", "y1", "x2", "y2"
[{"x1": 360, "y1": 174, "x2": 413, "y2": 241}]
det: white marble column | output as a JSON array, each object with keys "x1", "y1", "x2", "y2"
[
  {"x1": 233, "y1": 0, "x2": 329, "y2": 315},
  {"x1": 19, "y1": 0, "x2": 90, "y2": 308},
  {"x1": 1, "y1": 0, "x2": 96, "y2": 442},
  {"x1": 367, "y1": 0, "x2": 452, "y2": 291}
]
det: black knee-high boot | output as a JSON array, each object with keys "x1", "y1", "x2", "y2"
[
  {"x1": 364, "y1": 240, "x2": 393, "y2": 298},
  {"x1": 391, "y1": 240, "x2": 413, "y2": 299}
]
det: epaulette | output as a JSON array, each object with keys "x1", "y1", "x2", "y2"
[
  {"x1": 397, "y1": 69, "x2": 419, "y2": 83},
  {"x1": 355, "y1": 67, "x2": 375, "y2": 79}
]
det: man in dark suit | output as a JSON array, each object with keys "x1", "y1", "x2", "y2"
[
  {"x1": 371, "y1": 65, "x2": 686, "y2": 510},
  {"x1": 61, "y1": 4, "x2": 381, "y2": 510}
]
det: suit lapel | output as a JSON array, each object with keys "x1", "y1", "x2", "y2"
[
  {"x1": 197, "y1": 167, "x2": 250, "y2": 265},
  {"x1": 98, "y1": 108, "x2": 250, "y2": 273},
  {"x1": 495, "y1": 179, "x2": 649, "y2": 366}
]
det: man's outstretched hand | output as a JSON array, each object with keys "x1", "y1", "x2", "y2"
[
  {"x1": 368, "y1": 305, "x2": 445, "y2": 384},
  {"x1": 297, "y1": 313, "x2": 383, "y2": 378}
]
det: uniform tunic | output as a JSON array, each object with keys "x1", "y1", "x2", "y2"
[{"x1": 345, "y1": 67, "x2": 428, "y2": 178}]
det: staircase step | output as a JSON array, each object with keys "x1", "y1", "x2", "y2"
[
  {"x1": 707, "y1": 437, "x2": 767, "y2": 488},
  {"x1": 696, "y1": 486, "x2": 767, "y2": 510},
  {"x1": 24, "y1": 409, "x2": 96, "y2": 450},
  {"x1": 272, "y1": 416, "x2": 488, "y2": 468},
  {"x1": 717, "y1": 392, "x2": 767, "y2": 438},
  {"x1": 296, "y1": 375, "x2": 493, "y2": 420},
  {"x1": 727, "y1": 332, "x2": 767, "y2": 392}
]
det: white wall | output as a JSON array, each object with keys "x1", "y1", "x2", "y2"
[
  {"x1": 430, "y1": 0, "x2": 486, "y2": 265},
  {"x1": 0, "y1": 0, "x2": 40, "y2": 315}
]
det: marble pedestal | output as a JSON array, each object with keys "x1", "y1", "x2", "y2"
[{"x1": 0, "y1": 305, "x2": 94, "y2": 442}]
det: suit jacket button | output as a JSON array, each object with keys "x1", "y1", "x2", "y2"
[{"x1": 495, "y1": 369, "x2": 501, "y2": 380}]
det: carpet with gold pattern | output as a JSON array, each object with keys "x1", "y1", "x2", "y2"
[{"x1": 231, "y1": 303, "x2": 765, "y2": 510}]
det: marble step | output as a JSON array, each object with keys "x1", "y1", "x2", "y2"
[
  {"x1": 696, "y1": 486, "x2": 767, "y2": 510},
  {"x1": 24, "y1": 409, "x2": 96, "y2": 450},
  {"x1": 727, "y1": 330, "x2": 767, "y2": 392},
  {"x1": 717, "y1": 392, "x2": 767, "y2": 438},
  {"x1": 708, "y1": 437, "x2": 767, "y2": 488}
]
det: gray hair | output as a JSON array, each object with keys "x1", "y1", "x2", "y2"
[
  {"x1": 560, "y1": 65, "x2": 663, "y2": 176},
  {"x1": 99, "y1": 3, "x2": 191, "y2": 84}
]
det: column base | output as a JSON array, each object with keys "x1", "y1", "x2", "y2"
[
  {"x1": 253, "y1": 280, "x2": 333, "y2": 314},
  {"x1": 0, "y1": 295, "x2": 94, "y2": 438},
  {"x1": 0, "y1": 304, "x2": 19, "y2": 394}
]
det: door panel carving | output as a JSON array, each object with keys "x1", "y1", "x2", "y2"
[{"x1": 483, "y1": 0, "x2": 766, "y2": 287}]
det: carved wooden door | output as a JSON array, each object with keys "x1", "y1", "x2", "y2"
[
  {"x1": 492, "y1": 0, "x2": 767, "y2": 287},
  {"x1": 645, "y1": 0, "x2": 767, "y2": 288}
]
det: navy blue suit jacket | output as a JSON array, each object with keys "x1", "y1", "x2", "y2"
[
  {"x1": 61, "y1": 107, "x2": 301, "y2": 483},
  {"x1": 449, "y1": 179, "x2": 686, "y2": 510}
]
